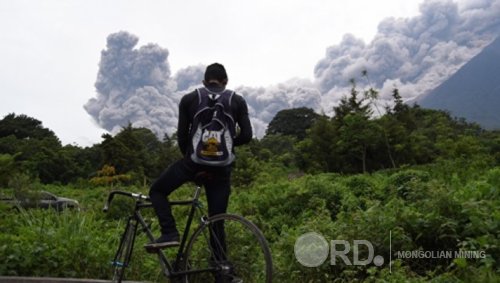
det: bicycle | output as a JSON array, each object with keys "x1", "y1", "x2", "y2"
[{"x1": 103, "y1": 182, "x2": 273, "y2": 282}]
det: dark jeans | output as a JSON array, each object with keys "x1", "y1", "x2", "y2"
[{"x1": 149, "y1": 159, "x2": 232, "y2": 236}]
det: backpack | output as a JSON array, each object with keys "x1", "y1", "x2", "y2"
[{"x1": 190, "y1": 87, "x2": 236, "y2": 166}]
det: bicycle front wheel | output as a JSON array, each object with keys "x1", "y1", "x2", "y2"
[
  {"x1": 111, "y1": 218, "x2": 137, "y2": 282},
  {"x1": 182, "y1": 213, "x2": 273, "y2": 283}
]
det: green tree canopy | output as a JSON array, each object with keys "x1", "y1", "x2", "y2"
[
  {"x1": 265, "y1": 107, "x2": 321, "y2": 140},
  {"x1": 98, "y1": 124, "x2": 180, "y2": 183},
  {"x1": 0, "y1": 153, "x2": 17, "y2": 187},
  {"x1": 0, "y1": 113, "x2": 60, "y2": 143}
]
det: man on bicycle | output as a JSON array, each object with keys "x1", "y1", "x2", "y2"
[{"x1": 146, "y1": 63, "x2": 252, "y2": 250}]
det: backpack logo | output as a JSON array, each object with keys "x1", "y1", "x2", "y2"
[
  {"x1": 201, "y1": 129, "x2": 223, "y2": 156},
  {"x1": 190, "y1": 88, "x2": 235, "y2": 166}
]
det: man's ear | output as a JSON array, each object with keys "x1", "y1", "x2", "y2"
[{"x1": 202, "y1": 80, "x2": 208, "y2": 86}]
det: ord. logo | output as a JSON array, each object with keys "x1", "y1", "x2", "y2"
[{"x1": 294, "y1": 232, "x2": 384, "y2": 267}]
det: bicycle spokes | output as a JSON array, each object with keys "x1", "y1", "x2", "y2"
[{"x1": 182, "y1": 214, "x2": 273, "y2": 283}]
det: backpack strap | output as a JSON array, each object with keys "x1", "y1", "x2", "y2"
[
  {"x1": 195, "y1": 87, "x2": 235, "y2": 113},
  {"x1": 197, "y1": 87, "x2": 234, "y2": 99}
]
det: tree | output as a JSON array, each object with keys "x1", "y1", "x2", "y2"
[
  {"x1": 333, "y1": 80, "x2": 372, "y2": 123},
  {"x1": 390, "y1": 88, "x2": 409, "y2": 115},
  {"x1": 297, "y1": 116, "x2": 338, "y2": 172},
  {"x1": 98, "y1": 124, "x2": 181, "y2": 184},
  {"x1": 0, "y1": 113, "x2": 72, "y2": 183},
  {"x1": 157, "y1": 133, "x2": 182, "y2": 172},
  {"x1": 265, "y1": 107, "x2": 320, "y2": 140},
  {"x1": 99, "y1": 124, "x2": 145, "y2": 174},
  {"x1": 89, "y1": 164, "x2": 131, "y2": 187},
  {"x1": 0, "y1": 113, "x2": 60, "y2": 143},
  {"x1": 32, "y1": 144, "x2": 77, "y2": 184},
  {"x1": 331, "y1": 80, "x2": 379, "y2": 173},
  {"x1": 247, "y1": 134, "x2": 297, "y2": 168},
  {"x1": 0, "y1": 153, "x2": 17, "y2": 187},
  {"x1": 336, "y1": 113, "x2": 380, "y2": 173}
]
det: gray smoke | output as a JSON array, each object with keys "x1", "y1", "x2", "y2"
[
  {"x1": 85, "y1": 0, "x2": 500, "y2": 140},
  {"x1": 315, "y1": 0, "x2": 500, "y2": 105},
  {"x1": 85, "y1": 31, "x2": 181, "y2": 137},
  {"x1": 236, "y1": 78, "x2": 322, "y2": 137},
  {"x1": 84, "y1": 31, "x2": 320, "y2": 139},
  {"x1": 174, "y1": 64, "x2": 205, "y2": 92}
]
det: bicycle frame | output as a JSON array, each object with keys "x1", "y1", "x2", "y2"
[{"x1": 105, "y1": 185, "x2": 214, "y2": 279}]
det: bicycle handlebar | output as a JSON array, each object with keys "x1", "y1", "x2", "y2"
[
  {"x1": 103, "y1": 190, "x2": 149, "y2": 213},
  {"x1": 103, "y1": 190, "x2": 199, "y2": 213}
]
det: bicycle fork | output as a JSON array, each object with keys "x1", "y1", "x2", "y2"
[{"x1": 111, "y1": 217, "x2": 138, "y2": 269}]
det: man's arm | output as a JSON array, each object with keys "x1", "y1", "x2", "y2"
[
  {"x1": 177, "y1": 93, "x2": 194, "y2": 155},
  {"x1": 233, "y1": 94, "x2": 252, "y2": 146}
]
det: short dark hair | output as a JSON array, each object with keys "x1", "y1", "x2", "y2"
[{"x1": 204, "y1": 63, "x2": 228, "y2": 82}]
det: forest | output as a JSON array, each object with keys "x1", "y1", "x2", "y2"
[{"x1": 0, "y1": 83, "x2": 499, "y2": 282}]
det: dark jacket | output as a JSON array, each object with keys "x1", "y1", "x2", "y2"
[{"x1": 177, "y1": 84, "x2": 253, "y2": 159}]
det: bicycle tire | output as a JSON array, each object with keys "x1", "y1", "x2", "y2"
[
  {"x1": 181, "y1": 213, "x2": 273, "y2": 283},
  {"x1": 111, "y1": 218, "x2": 137, "y2": 282}
]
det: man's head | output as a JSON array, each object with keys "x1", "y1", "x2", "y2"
[{"x1": 203, "y1": 63, "x2": 228, "y2": 86}]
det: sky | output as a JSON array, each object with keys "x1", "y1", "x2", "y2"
[{"x1": 0, "y1": 0, "x2": 497, "y2": 147}]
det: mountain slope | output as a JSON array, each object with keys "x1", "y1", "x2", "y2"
[{"x1": 419, "y1": 36, "x2": 500, "y2": 130}]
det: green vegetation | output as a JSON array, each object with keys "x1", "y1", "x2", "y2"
[{"x1": 0, "y1": 82, "x2": 499, "y2": 282}]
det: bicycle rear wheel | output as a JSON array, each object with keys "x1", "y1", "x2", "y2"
[
  {"x1": 182, "y1": 214, "x2": 272, "y2": 283},
  {"x1": 111, "y1": 218, "x2": 137, "y2": 282}
]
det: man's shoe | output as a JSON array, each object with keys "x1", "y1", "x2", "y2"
[{"x1": 144, "y1": 233, "x2": 180, "y2": 252}]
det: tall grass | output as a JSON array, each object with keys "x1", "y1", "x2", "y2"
[
  {"x1": 0, "y1": 198, "x2": 165, "y2": 281},
  {"x1": 1, "y1": 162, "x2": 499, "y2": 282},
  {"x1": 1, "y1": 208, "x2": 112, "y2": 278}
]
